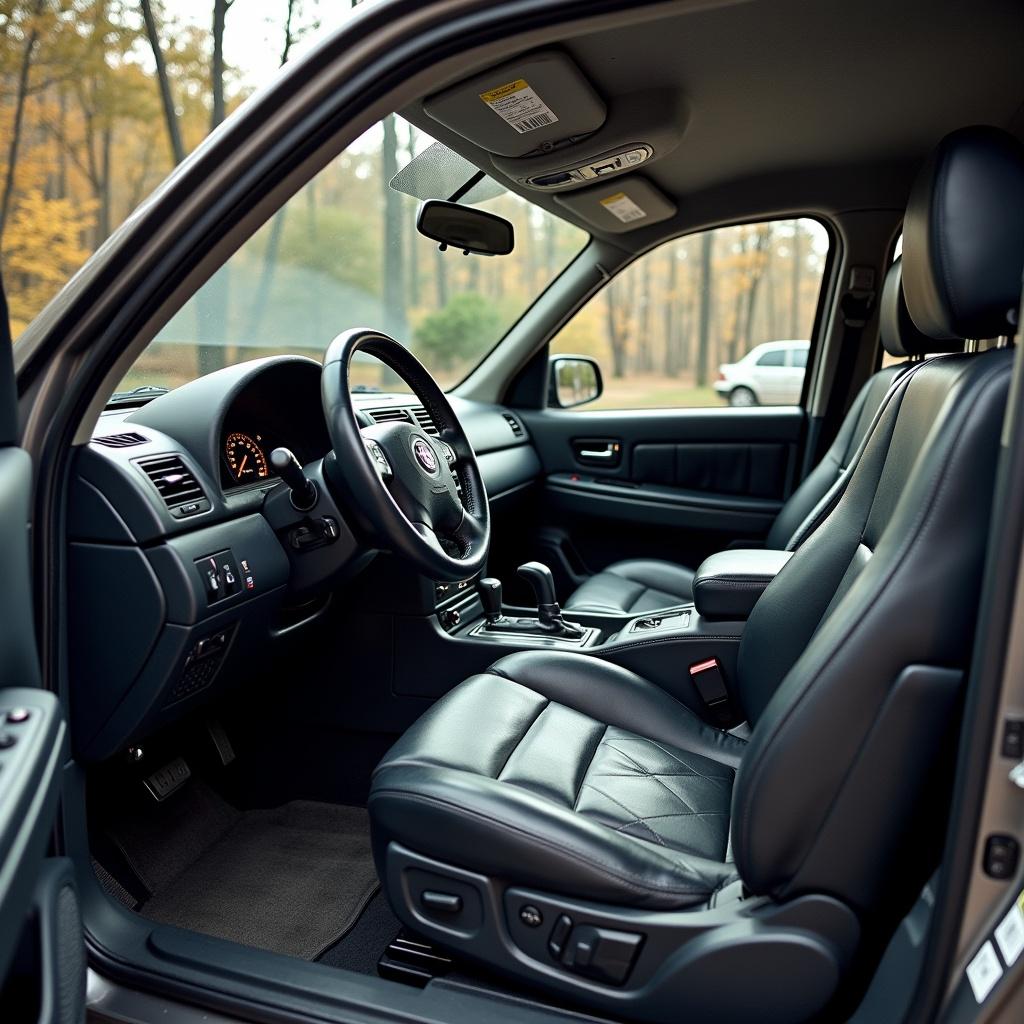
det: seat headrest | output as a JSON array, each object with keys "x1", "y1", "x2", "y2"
[
  {"x1": 903, "y1": 126, "x2": 1024, "y2": 341},
  {"x1": 879, "y1": 257, "x2": 957, "y2": 358}
]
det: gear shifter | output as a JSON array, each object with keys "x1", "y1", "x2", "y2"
[
  {"x1": 517, "y1": 561, "x2": 585, "y2": 638},
  {"x1": 478, "y1": 577, "x2": 503, "y2": 623}
]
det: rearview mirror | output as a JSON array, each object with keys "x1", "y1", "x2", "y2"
[
  {"x1": 549, "y1": 355, "x2": 603, "y2": 409},
  {"x1": 416, "y1": 199, "x2": 514, "y2": 256}
]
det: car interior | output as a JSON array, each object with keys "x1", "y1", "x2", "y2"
[{"x1": 6, "y1": 1, "x2": 1024, "y2": 1022}]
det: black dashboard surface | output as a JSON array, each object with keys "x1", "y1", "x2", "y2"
[{"x1": 68, "y1": 356, "x2": 539, "y2": 761}]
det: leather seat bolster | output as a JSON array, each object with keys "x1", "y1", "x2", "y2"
[
  {"x1": 370, "y1": 764, "x2": 736, "y2": 909},
  {"x1": 564, "y1": 559, "x2": 696, "y2": 614}
]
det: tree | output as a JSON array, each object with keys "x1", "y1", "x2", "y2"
[
  {"x1": 413, "y1": 293, "x2": 499, "y2": 374},
  {"x1": 0, "y1": 0, "x2": 46, "y2": 241},
  {"x1": 695, "y1": 230, "x2": 714, "y2": 387},
  {"x1": 140, "y1": 0, "x2": 185, "y2": 164}
]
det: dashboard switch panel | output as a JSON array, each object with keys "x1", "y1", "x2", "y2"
[{"x1": 196, "y1": 550, "x2": 241, "y2": 604}]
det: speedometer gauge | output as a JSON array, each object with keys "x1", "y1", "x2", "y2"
[{"x1": 224, "y1": 432, "x2": 269, "y2": 483}]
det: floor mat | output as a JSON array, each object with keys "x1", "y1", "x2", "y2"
[{"x1": 108, "y1": 785, "x2": 378, "y2": 960}]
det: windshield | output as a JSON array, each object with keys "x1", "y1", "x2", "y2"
[{"x1": 117, "y1": 116, "x2": 587, "y2": 395}]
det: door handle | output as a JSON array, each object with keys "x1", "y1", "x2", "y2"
[{"x1": 572, "y1": 439, "x2": 622, "y2": 467}]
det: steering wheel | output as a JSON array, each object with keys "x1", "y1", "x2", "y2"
[{"x1": 321, "y1": 329, "x2": 490, "y2": 581}]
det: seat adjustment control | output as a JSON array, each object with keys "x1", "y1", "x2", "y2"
[
  {"x1": 421, "y1": 891, "x2": 462, "y2": 914},
  {"x1": 548, "y1": 914, "x2": 572, "y2": 958},
  {"x1": 562, "y1": 924, "x2": 643, "y2": 985}
]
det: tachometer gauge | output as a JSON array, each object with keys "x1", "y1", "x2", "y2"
[{"x1": 224, "y1": 432, "x2": 269, "y2": 483}]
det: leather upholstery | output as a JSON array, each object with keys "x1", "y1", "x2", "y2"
[
  {"x1": 692, "y1": 549, "x2": 793, "y2": 621},
  {"x1": 565, "y1": 558, "x2": 696, "y2": 612},
  {"x1": 903, "y1": 125, "x2": 1024, "y2": 340},
  {"x1": 370, "y1": 128, "x2": 1022, "y2": 950},
  {"x1": 879, "y1": 257, "x2": 958, "y2": 358},
  {"x1": 564, "y1": 258, "x2": 954, "y2": 617},
  {"x1": 370, "y1": 653, "x2": 744, "y2": 908}
]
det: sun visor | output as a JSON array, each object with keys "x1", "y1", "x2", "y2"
[
  {"x1": 423, "y1": 51, "x2": 606, "y2": 159},
  {"x1": 554, "y1": 177, "x2": 676, "y2": 233}
]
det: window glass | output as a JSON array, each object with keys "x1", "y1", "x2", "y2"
[
  {"x1": 551, "y1": 218, "x2": 830, "y2": 410},
  {"x1": 117, "y1": 116, "x2": 587, "y2": 394},
  {"x1": 756, "y1": 350, "x2": 786, "y2": 367},
  {"x1": 792, "y1": 348, "x2": 808, "y2": 368}
]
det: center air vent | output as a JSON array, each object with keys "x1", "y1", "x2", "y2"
[
  {"x1": 136, "y1": 454, "x2": 211, "y2": 519},
  {"x1": 366, "y1": 407, "x2": 411, "y2": 425},
  {"x1": 502, "y1": 412, "x2": 525, "y2": 439},
  {"x1": 94, "y1": 431, "x2": 148, "y2": 448},
  {"x1": 410, "y1": 405, "x2": 439, "y2": 436}
]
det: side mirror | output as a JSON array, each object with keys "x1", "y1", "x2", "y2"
[
  {"x1": 549, "y1": 355, "x2": 603, "y2": 409},
  {"x1": 416, "y1": 199, "x2": 514, "y2": 256}
]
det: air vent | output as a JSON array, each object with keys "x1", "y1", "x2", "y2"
[
  {"x1": 136, "y1": 454, "x2": 211, "y2": 519},
  {"x1": 502, "y1": 412, "x2": 525, "y2": 439},
  {"x1": 410, "y1": 405, "x2": 439, "y2": 436},
  {"x1": 94, "y1": 431, "x2": 148, "y2": 448},
  {"x1": 367, "y1": 407, "x2": 412, "y2": 425}
]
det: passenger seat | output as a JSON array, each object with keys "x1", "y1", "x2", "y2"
[{"x1": 564, "y1": 257, "x2": 958, "y2": 615}]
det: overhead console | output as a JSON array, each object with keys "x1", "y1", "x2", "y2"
[{"x1": 421, "y1": 49, "x2": 683, "y2": 233}]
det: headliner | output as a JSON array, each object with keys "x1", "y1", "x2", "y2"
[{"x1": 402, "y1": 0, "x2": 1024, "y2": 250}]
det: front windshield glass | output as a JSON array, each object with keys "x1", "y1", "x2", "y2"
[{"x1": 118, "y1": 116, "x2": 587, "y2": 395}]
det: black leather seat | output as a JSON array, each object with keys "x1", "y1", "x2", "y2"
[
  {"x1": 369, "y1": 127, "x2": 1024, "y2": 1022},
  {"x1": 563, "y1": 258, "x2": 955, "y2": 615}
]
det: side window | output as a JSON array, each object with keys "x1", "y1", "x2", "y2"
[{"x1": 551, "y1": 218, "x2": 830, "y2": 410}]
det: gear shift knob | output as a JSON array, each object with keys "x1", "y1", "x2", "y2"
[
  {"x1": 478, "y1": 577, "x2": 502, "y2": 623},
  {"x1": 517, "y1": 561, "x2": 560, "y2": 626}
]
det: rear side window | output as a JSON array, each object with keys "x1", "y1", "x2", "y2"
[{"x1": 550, "y1": 217, "x2": 830, "y2": 410}]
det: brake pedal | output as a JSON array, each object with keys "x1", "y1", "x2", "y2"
[{"x1": 144, "y1": 756, "x2": 191, "y2": 801}]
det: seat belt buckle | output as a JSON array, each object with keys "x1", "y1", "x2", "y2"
[{"x1": 689, "y1": 658, "x2": 733, "y2": 725}]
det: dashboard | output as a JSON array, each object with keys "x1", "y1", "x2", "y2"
[{"x1": 67, "y1": 356, "x2": 540, "y2": 764}]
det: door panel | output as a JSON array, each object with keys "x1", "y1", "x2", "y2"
[
  {"x1": 0, "y1": 280, "x2": 84, "y2": 1022},
  {"x1": 519, "y1": 405, "x2": 803, "y2": 594}
]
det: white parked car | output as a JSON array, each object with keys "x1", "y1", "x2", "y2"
[{"x1": 714, "y1": 339, "x2": 809, "y2": 406}]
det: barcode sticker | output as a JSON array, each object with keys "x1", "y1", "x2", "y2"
[
  {"x1": 479, "y1": 79, "x2": 559, "y2": 134},
  {"x1": 599, "y1": 191, "x2": 648, "y2": 224}
]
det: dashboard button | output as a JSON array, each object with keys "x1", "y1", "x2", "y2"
[{"x1": 6, "y1": 708, "x2": 30, "y2": 724}]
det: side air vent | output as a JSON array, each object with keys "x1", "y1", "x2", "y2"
[
  {"x1": 367, "y1": 407, "x2": 411, "y2": 425},
  {"x1": 94, "y1": 431, "x2": 148, "y2": 448},
  {"x1": 410, "y1": 405, "x2": 439, "y2": 436},
  {"x1": 136, "y1": 454, "x2": 211, "y2": 519},
  {"x1": 502, "y1": 412, "x2": 525, "y2": 439}
]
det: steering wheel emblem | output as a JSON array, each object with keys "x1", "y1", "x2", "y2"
[{"x1": 412, "y1": 437, "x2": 439, "y2": 475}]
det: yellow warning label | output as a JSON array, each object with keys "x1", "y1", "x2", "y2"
[{"x1": 480, "y1": 79, "x2": 528, "y2": 103}]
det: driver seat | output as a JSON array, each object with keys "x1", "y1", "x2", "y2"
[{"x1": 368, "y1": 127, "x2": 1024, "y2": 1023}]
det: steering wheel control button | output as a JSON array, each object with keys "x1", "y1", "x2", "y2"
[
  {"x1": 517, "y1": 905, "x2": 543, "y2": 929},
  {"x1": 6, "y1": 708, "x2": 30, "y2": 724},
  {"x1": 421, "y1": 891, "x2": 463, "y2": 914}
]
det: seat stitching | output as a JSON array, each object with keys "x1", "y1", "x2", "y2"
[
  {"x1": 600, "y1": 742, "x2": 704, "y2": 816},
  {"x1": 579, "y1": 783, "x2": 669, "y2": 846},
  {"x1": 606, "y1": 738, "x2": 732, "y2": 785}
]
